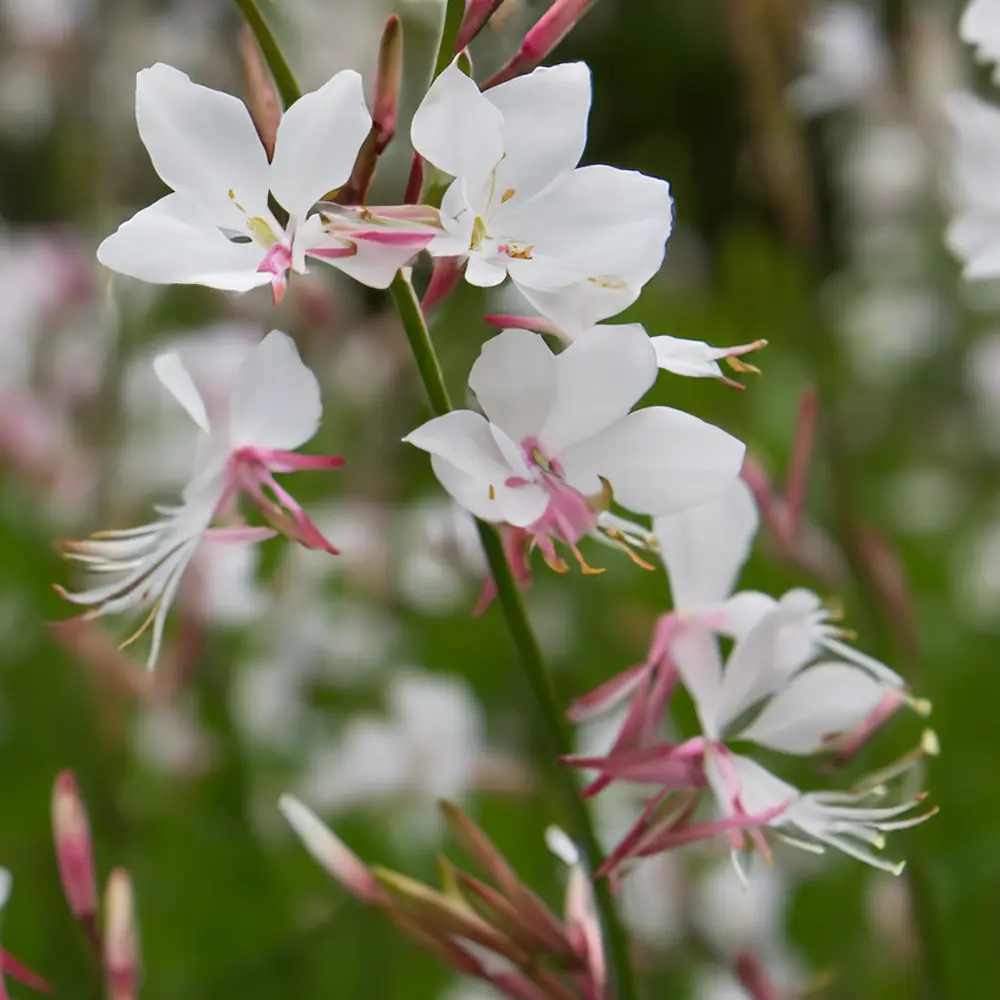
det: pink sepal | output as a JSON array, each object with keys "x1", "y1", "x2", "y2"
[{"x1": 0, "y1": 952, "x2": 52, "y2": 994}]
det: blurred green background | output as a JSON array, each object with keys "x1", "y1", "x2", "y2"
[{"x1": 0, "y1": 0, "x2": 993, "y2": 997}]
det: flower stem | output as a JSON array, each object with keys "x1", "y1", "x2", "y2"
[
  {"x1": 434, "y1": 0, "x2": 467, "y2": 79},
  {"x1": 389, "y1": 272, "x2": 638, "y2": 1000},
  {"x1": 232, "y1": 0, "x2": 302, "y2": 108}
]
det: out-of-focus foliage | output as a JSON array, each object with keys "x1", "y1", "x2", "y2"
[{"x1": 0, "y1": 1, "x2": 995, "y2": 999}]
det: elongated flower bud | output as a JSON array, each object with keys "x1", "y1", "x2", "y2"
[
  {"x1": 52, "y1": 772, "x2": 97, "y2": 922},
  {"x1": 104, "y1": 870, "x2": 138, "y2": 1000},
  {"x1": 239, "y1": 27, "x2": 280, "y2": 160},
  {"x1": 485, "y1": 0, "x2": 596, "y2": 88},
  {"x1": 456, "y1": 1, "x2": 506, "y2": 52},
  {"x1": 279, "y1": 795, "x2": 386, "y2": 904},
  {"x1": 374, "y1": 15, "x2": 402, "y2": 152}
]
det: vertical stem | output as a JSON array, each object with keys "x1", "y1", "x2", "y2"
[
  {"x1": 434, "y1": 0, "x2": 467, "y2": 78},
  {"x1": 389, "y1": 273, "x2": 638, "y2": 1000},
  {"x1": 232, "y1": 0, "x2": 302, "y2": 108}
]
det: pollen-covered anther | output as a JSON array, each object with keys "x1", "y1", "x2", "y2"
[
  {"x1": 500, "y1": 188, "x2": 516, "y2": 204},
  {"x1": 501, "y1": 242, "x2": 534, "y2": 260}
]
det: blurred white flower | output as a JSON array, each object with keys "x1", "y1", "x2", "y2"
[
  {"x1": 0, "y1": 54, "x2": 54, "y2": 138},
  {"x1": 1, "y1": 0, "x2": 92, "y2": 47},
  {"x1": 788, "y1": 2, "x2": 888, "y2": 115},
  {"x1": 192, "y1": 542, "x2": 266, "y2": 626},
  {"x1": 960, "y1": 0, "x2": 1000, "y2": 77},
  {"x1": 952, "y1": 517, "x2": 1000, "y2": 629},
  {"x1": 295, "y1": 669, "x2": 486, "y2": 846},
  {"x1": 841, "y1": 124, "x2": 928, "y2": 223},
  {"x1": 884, "y1": 468, "x2": 962, "y2": 537}
]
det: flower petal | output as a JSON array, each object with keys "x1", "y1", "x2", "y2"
[
  {"x1": 404, "y1": 410, "x2": 513, "y2": 485},
  {"x1": 431, "y1": 455, "x2": 503, "y2": 522},
  {"x1": 466, "y1": 255, "x2": 508, "y2": 287},
  {"x1": 557, "y1": 407, "x2": 745, "y2": 516},
  {"x1": 500, "y1": 165, "x2": 673, "y2": 293},
  {"x1": 653, "y1": 477, "x2": 758, "y2": 611},
  {"x1": 97, "y1": 194, "x2": 273, "y2": 291},
  {"x1": 468, "y1": 329, "x2": 557, "y2": 443},
  {"x1": 411, "y1": 59, "x2": 504, "y2": 190},
  {"x1": 135, "y1": 63, "x2": 271, "y2": 229},
  {"x1": 153, "y1": 352, "x2": 210, "y2": 432},
  {"x1": 737, "y1": 662, "x2": 885, "y2": 755},
  {"x1": 541, "y1": 324, "x2": 657, "y2": 454},
  {"x1": 515, "y1": 279, "x2": 639, "y2": 339},
  {"x1": 269, "y1": 70, "x2": 372, "y2": 219},
  {"x1": 672, "y1": 626, "x2": 724, "y2": 738},
  {"x1": 486, "y1": 62, "x2": 591, "y2": 203},
  {"x1": 228, "y1": 331, "x2": 322, "y2": 450}
]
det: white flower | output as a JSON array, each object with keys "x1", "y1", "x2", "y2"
[
  {"x1": 410, "y1": 61, "x2": 672, "y2": 334},
  {"x1": 787, "y1": 2, "x2": 888, "y2": 115},
  {"x1": 654, "y1": 478, "x2": 911, "y2": 691},
  {"x1": 942, "y1": 90, "x2": 1000, "y2": 280},
  {"x1": 960, "y1": 0, "x2": 1000, "y2": 77},
  {"x1": 404, "y1": 325, "x2": 745, "y2": 573},
  {"x1": 58, "y1": 331, "x2": 342, "y2": 669},
  {"x1": 98, "y1": 64, "x2": 428, "y2": 299}
]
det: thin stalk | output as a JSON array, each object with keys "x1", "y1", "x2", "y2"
[
  {"x1": 434, "y1": 0, "x2": 467, "y2": 79},
  {"x1": 232, "y1": 0, "x2": 302, "y2": 108},
  {"x1": 389, "y1": 272, "x2": 638, "y2": 1000}
]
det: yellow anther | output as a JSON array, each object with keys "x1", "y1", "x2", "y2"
[
  {"x1": 500, "y1": 188, "x2": 516, "y2": 204},
  {"x1": 488, "y1": 485, "x2": 496, "y2": 500}
]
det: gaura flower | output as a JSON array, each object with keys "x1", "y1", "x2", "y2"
[
  {"x1": 98, "y1": 64, "x2": 432, "y2": 301},
  {"x1": 403, "y1": 325, "x2": 745, "y2": 577},
  {"x1": 570, "y1": 604, "x2": 934, "y2": 880},
  {"x1": 942, "y1": 91, "x2": 1000, "y2": 281},
  {"x1": 410, "y1": 60, "x2": 672, "y2": 333},
  {"x1": 58, "y1": 331, "x2": 342, "y2": 669}
]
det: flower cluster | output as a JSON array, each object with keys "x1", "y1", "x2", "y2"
[{"x1": 565, "y1": 479, "x2": 936, "y2": 882}]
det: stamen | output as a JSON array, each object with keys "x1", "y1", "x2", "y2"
[
  {"x1": 118, "y1": 603, "x2": 160, "y2": 650},
  {"x1": 500, "y1": 188, "x2": 516, "y2": 204}
]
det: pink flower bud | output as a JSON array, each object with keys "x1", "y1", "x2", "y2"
[
  {"x1": 485, "y1": 0, "x2": 596, "y2": 88},
  {"x1": 455, "y1": 0, "x2": 506, "y2": 52},
  {"x1": 104, "y1": 870, "x2": 139, "y2": 1000},
  {"x1": 240, "y1": 27, "x2": 281, "y2": 160},
  {"x1": 373, "y1": 15, "x2": 402, "y2": 152},
  {"x1": 52, "y1": 772, "x2": 97, "y2": 921},
  {"x1": 734, "y1": 951, "x2": 781, "y2": 1000}
]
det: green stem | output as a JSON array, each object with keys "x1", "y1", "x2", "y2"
[
  {"x1": 433, "y1": 0, "x2": 467, "y2": 78},
  {"x1": 232, "y1": 0, "x2": 302, "y2": 108},
  {"x1": 389, "y1": 273, "x2": 639, "y2": 1000}
]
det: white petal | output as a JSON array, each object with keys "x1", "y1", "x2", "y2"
[
  {"x1": 97, "y1": 194, "x2": 273, "y2": 291},
  {"x1": 296, "y1": 219, "x2": 422, "y2": 290},
  {"x1": 0, "y1": 868, "x2": 11, "y2": 910},
  {"x1": 404, "y1": 410, "x2": 513, "y2": 484},
  {"x1": 466, "y1": 255, "x2": 509, "y2": 287},
  {"x1": 671, "y1": 626, "x2": 724, "y2": 738},
  {"x1": 135, "y1": 63, "x2": 271, "y2": 229},
  {"x1": 493, "y1": 481, "x2": 549, "y2": 527},
  {"x1": 541, "y1": 324, "x2": 657, "y2": 454},
  {"x1": 738, "y1": 663, "x2": 885, "y2": 755},
  {"x1": 715, "y1": 590, "x2": 778, "y2": 636},
  {"x1": 714, "y1": 602, "x2": 804, "y2": 732},
  {"x1": 228, "y1": 331, "x2": 322, "y2": 450},
  {"x1": 411, "y1": 60, "x2": 504, "y2": 188},
  {"x1": 153, "y1": 352, "x2": 210, "y2": 432},
  {"x1": 516, "y1": 280, "x2": 640, "y2": 339},
  {"x1": 651, "y1": 335, "x2": 728, "y2": 378},
  {"x1": 500, "y1": 165, "x2": 673, "y2": 292},
  {"x1": 653, "y1": 478, "x2": 758, "y2": 611},
  {"x1": 558, "y1": 407, "x2": 745, "y2": 516},
  {"x1": 270, "y1": 70, "x2": 372, "y2": 219},
  {"x1": 728, "y1": 754, "x2": 799, "y2": 817},
  {"x1": 486, "y1": 62, "x2": 591, "y2": 203},
  {"x1": 468, "y1": 329, "x2": 557, "y2": 443},
  {"x1": 960, "y1": 0, "x2": 1000, "y2": 70},
  {"x1": 430, "y1": 455, "x2": 503, "y2": 522}
]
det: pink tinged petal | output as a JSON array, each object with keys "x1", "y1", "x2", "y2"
[
  {"x1": 404, "y1": 410, "x2": 514, "y2": 487},
  {"x1": 269, "y1": 70, "x2": 372, "y2": 218},
  {"x1": 540, "y1": 323, "x2": 657, "y2": 453},
  {"x1": 228, "y1": 331, "x2": 322, "y2": 450},
  {"x1": 52, "y1": 772, "x2": 97, "y2": 920},
  {"x1": 567, "y1": 662, "x2": 649, "y2": 723},
  {"x1": 653, "y1": 477, "x2": 758, "y2": 611},
  {"x1": 431, "y1": 455, "x2": 505, "y2": 522},
  {"x1": 737, "y1": 662, "x2": 886, "y2": 755},
  {"x1": 410, "y1": 60, "x2": 504, "y2": 189},
  {"x1": 651, "y1": 334, "x2": 751, "y2": 379},
  {"x1": 203, "y1": 525, "x2": 278, "y2": 543},
  {"x1": 557, "y1": 407, "x2": 746, "y2": 517},
  {"x1": 97, "y1": 193, "x2": 273, "y2": 291},
  {"x1": 153, "y1": 352, "x2": 210, "y2": 432},
  {"x1": 134, "y1": 63, "x2": 271, "y2": 228},
  {"x1": 469, "y1": 328, "x2": 557, "y2": 443},
  {"x1": 485, "y1": 62, "x2": 591, "y2": 203},
  {"x1": 564, "y1": 740, "x2": 707, "y2": 787},
  {"x1": 671, "y1": 627, "x2": 725, "y2": 738}
]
